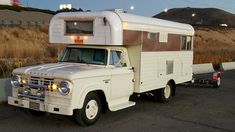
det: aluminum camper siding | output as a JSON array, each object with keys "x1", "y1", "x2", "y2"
[
  {"x1": 119, "y1": 12, "x2": 194, "y2": 93},
  {"x1": 117, "y1": 12, "x2": 194, "y2": 36}
]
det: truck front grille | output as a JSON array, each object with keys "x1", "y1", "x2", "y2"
[
  {"x1": 18, "y1": 76, "x2": 54, "y2": 101},
  {"x1": 30, "y1": 76, "x2": 54, "y2": 87}
]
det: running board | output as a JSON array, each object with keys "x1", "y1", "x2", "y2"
[{"x1": 109, "y1": 101, "x2": 136, "y2": 111}]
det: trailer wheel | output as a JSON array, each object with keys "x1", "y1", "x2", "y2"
[
  {"x1": 155, "y1": 82, "x2": 173, "y2": 103},
  {"x1": 213, "y1": 76, "x2": 221, "y2": 88},
  {"x1": 74, "y1": 92, "x2": 102, "y2": 126}
]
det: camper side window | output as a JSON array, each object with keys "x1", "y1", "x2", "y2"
[
  {"x1": 181, "y1": 36, "x2": 192, "y2": 50},
  {"x1": 147, "y1": 33, "x2": 157, "y2": 40},
  {"x1": 159, "y1": 32, "x2": 168, "y2": 43}
]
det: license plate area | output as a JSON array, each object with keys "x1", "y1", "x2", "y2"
[{"x1": 29, "y1": 102, "x2": 40, "y2": 110}]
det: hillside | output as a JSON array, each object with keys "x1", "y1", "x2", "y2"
[
  {"x1": 0, "y1": 4, "x2": 55, "y2": 14},
  {"x1": 154, "y1": 7, "x2": 235, "y2": 27},
  {"x1": 0, "y1": 27, "x2": 64, "y2": 77},
  {"x1": 0, "y1": 5, "x2": 54, "y2": 27},
  {"x1": 194, "y1": 27, "x2": 235, "y2": 64}
]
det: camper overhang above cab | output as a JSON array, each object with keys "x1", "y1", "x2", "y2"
[
  {"x1": 49, "y1": 11, "x2": 123, "y2": 45},
  {"x1": 49, "y1": 10, "x2": 194, "y2": 45}
]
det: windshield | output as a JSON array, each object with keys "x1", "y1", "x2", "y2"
[{"x1": 60, "y1": 47, "x2": 108, "y2": 65}]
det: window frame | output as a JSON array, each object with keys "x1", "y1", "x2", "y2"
[
  {"x1": 147, "y1": 32, "x2": 158, "y2": 41},
  {"x1": 109, "y1": 50, "x2": 127, "y2": 67},
  {"x1": 180, "y1": 35, "x2": 192, "y2": 51},
  {"x1": 159, "y1": 32, "x2": 168, "y2": 43},
  {"x1": 64, "y1": 20, "x2": 94, "y2": 36},
  {"x1": 60, "y1": 47, "x2": 108, "y2": 65}
]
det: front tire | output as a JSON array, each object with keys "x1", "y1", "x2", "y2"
[
  {"x1": 74, "y1": 92, "x2": 102, "y2": 126},
  {"x1": 155, "y1": 82, "x2": 173, "y2": 103}
]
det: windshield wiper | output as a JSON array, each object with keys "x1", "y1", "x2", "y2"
[{"x1": 78, "y1": 60, "x2": 90, "y2": 66}]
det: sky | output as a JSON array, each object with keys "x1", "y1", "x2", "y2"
[{"x1": 20, "y1": 0, "x2": 235, "y2": 16}]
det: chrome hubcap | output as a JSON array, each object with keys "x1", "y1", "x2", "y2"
[
  {"x1": 85, "y1": 100, "x2": 98, "y2": 120},
  {"x1": 164, "y1": 85, "x2": 171, "y2": 99},
  {"x1": 217, "y1": 77, "x2": 221, "y2": 86}
]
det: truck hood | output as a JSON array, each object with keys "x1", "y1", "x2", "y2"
[{"x1": 13, "y1": 63, "x2": 110, "y2": 80}]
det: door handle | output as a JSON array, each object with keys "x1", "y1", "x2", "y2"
[
  {"x1": 128, "y1": 67, "x2": 134, "y2": 71},
  {"x1": 103, "y1": 79, "x2": 110, "y2": 84}
]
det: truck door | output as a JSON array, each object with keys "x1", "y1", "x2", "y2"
[{"x1": 109, "y1": 50, "x2": 134, "y2": 100}]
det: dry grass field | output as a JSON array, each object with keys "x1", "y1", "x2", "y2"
[
  {"x1": 0, "y1": 26, "x2": 235, "y2": 77},
  {"x1": 194, "y1": 27, "x2": 235, "y2": 64},
  {"x1": 0, "y1": 27, "x2": 64, "y2": 77}
]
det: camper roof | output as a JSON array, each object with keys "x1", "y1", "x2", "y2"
[{"x1": 49, "y1": 11, "x2": 194, "y2": 45}]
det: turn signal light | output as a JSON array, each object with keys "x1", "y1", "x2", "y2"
[
  {"x1": 52, "y1": 84, "x2": 57, "y2": 91},
  {"x1": 22, "y1": 79, "x2": 27, "y2": 84},
  {"x1": 47, "y1": 84, "x2": 57, "y2": 91}
]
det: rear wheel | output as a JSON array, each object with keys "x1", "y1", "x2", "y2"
[
  {"x1": 74, "y1": 92, "x2": 102, "y2": 126},
  {"x1": 213, "y1": 76, "x2": 221, "y2": 88},
  {"x1": 155, "y1": 82, "x2": 173, "y2": 103}
]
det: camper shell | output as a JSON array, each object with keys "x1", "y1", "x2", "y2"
[
  {"x1": 49, "y1": 10, "x2": 194, "y2": 93},
  {"x1": 8, "y1": 10, "x2": 195, "y2": 126}
]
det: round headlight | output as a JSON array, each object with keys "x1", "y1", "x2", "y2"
[
  {"x1": 58, "y1": 81, "x2": 70, "y2": 96},
  {"x1": 11, "y1": 75, "x2": 21, "y2": 88}
]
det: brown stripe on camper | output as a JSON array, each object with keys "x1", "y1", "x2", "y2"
[
  {"x1": 123, "y1": 30, "x2": 142, "y2": 45},
  {"x1": 142, "y1": 32, "x2": 181, "y2": 52},
  {"x1": 123, "y1": 30, "x2": 181, "y2": 51}
]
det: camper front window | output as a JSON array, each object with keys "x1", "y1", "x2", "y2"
[
  {"x1": 60, "y1": 48, "x2": 107, "y2": 65},
  {"x1": 65, "y1": 21, "x2": 93, "y2": 35}
]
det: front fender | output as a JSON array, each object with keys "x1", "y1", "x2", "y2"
[{"x1": 76, "y1": 84, "x2": 109, "y2": 109}]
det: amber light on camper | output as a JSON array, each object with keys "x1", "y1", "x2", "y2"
[
  {"x1": 74, "y1": 37, "x2": 84, "y2": 44},
  {"x1": 123, "y1": 22, "x2": 128, "y2": 28},
  {"x1": 83, "y1": 36, "x2": 89, "y2": 40},
  {"x1": 70, "y1": 36, "x2": 75, "y2": 40}
]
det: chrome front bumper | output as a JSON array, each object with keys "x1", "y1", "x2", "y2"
[{"x1": 8, "y1": 96, "x2": 73, "y2": 116}]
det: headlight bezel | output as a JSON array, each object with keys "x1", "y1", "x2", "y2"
[
  {"x1": 58, "y1": 80, "x2": 71, "y2": 96},
  {"x1": 11, "y1": 75, "x2": 22, "y2": 88}
]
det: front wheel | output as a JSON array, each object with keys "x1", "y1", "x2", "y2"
[
  {"x1": 74, "y1": 92, "x2": 102, "y2": 126},
  {"x1": 155, "y1": 82, "x2": 173, "y2": 103}
]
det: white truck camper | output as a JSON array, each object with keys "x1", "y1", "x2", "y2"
[{"x1": 8, "y1": 10, "x2": 194, "y2": 126}]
